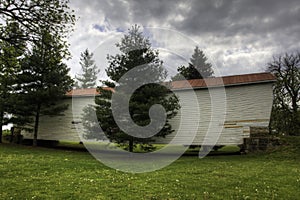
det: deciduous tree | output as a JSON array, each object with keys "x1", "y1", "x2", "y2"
[
  {"x1": 0, "y1": 0, "x2": 75, "y2": 43},
  {"x1": 268, "y1": 52, "x2": 300, "y2": 135}
]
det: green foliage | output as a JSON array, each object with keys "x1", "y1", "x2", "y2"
[
  {"x1": 0, "y1": 21, "x2": 26, "y2": 143},
  {"x1": 15, "y1": 30, "x2": 73, "y2": 146},
  {"x1": 0, "y1": 0, "x2": 75, "y2": 143},
  {"x1": 0, "y1": 138, "x2": 300, "y2": 199},
  {"x1": 0, "y1": 0, "x2": 75, "y2": 43},
  {"x1": 75, "y1": 49, "x2": 100, "y2": 88},
  {"x1": 172, "y1": 46, "x2": 214, "y2": 80},
  {"x1": 268, "y1": 52, "x2": 300, "y2": 135},
  {"x1": 83, "y1": 25, "x2": 180, "y2": 152}
]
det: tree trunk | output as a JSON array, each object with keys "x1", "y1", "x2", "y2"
[
  {"x1": 10, "y1": 127, "x2": 14, "y2": 143},
  {"x1": 129, "y1": 137, "x2": 134, "y2": 152},
  {"x1": 33, "y1": 104, "x2": 41, "y2": 147},
  {"x1": 269, "y1": 106, "x2": 274, "y2": 134},
  {"x1": 290, "y1": 96, "x2": 298, "y2": 135},
  {"x1": 0, "y1": 111, "x2": 3, "y2": 143}
]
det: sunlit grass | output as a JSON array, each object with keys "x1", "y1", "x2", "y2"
[{"x1": 0, "y1": 137, "x2": 300, "y2": 199}]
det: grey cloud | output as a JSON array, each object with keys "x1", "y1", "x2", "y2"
[
  {"x1": 129, "y1": 0, "x2": 177, "y2": 23},
  {"x1": 174, "y1": 0, "x2": 300, "y2": 37},
  {"x1": 71, "y1": 0, "x2": 299, "y2": 38},
  {"x1": 69, "y1": 0, "x2": 300, "y2": 76}
]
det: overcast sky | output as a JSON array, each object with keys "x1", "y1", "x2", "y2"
[{"x1": 67, "y1": 0, "x2": 300, "y2": 79}]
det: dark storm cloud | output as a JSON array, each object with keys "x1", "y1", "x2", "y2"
[
  {"x1": 170, "y1": 0, "x2": 235, "y2": 35},
  {"x1": 69, "y1": 0, "x2": 300, "y2": 76},
  {"x1": 71, "y1": 0, "x2": 131, "y2": 26},
  {"x1": 80, "y1": 0, "x2": 299, "y2": 44},
  {"x1": 170, "y1": 0, "x2": 300, "y2": 37},
  {"x1": 73, "y1": 0, "x2": 300, "y2": 38},
  {"x1": 129, "y1": 0, "x2": 177, "y2": 22}
]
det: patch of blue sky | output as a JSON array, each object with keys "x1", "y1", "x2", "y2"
[
  {"x1": 116, "y1": 27, "x2": 124, "y2": 32},
  {"x1": 93, "y1": 24, "x2": 106, "y2": 32}
]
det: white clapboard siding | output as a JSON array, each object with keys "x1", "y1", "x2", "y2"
[
  {"x1": 22, "y1": 82, "x2": 274, "y2": 145},
  {"x1": 22, "y1": 96, "x2": 95, "y2": 141},
  {"x1": 156, "y1": 83, "x2": 273, "y2": 145}
]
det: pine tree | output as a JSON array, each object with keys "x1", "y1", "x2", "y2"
[
  {"x1": 83, "y1": 25, "x2": 180, "y2": 152},
  {"x1": 75, "y1": 49, "x2": 99, "y2": 88},
  {"x1": 172, "y1": 46, "x2": 214, "y2": 80},
  {"x1": 17, "y1": 30, "x2": 73, "y2": 146},
  {"x1": 0, "y1": 21, "x2": 26, "y2": 143},
  {"x1": 1, "y1": 0, "x2": 75, "y2": 143}
]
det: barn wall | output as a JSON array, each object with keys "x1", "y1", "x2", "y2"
[
  {"x1": 22, "y1": 82, "x2": 274, "y2": 145},
  {"x1": 156, "y1": 83, "x2": 274, "y2": 145},
  {"x1": 22, "y1": 97, "x2": 95, "y2": 141}
]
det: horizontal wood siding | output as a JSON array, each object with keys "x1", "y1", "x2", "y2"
[
  {"x1": 23, "y1": 83, "x2": 274, "y2": 145},
  {"x1": 22, "y1": 97, "x2": 95, "y2": 141},
  {"x1": 156, "y1": 83, "x2": 273, "y2": 145}
]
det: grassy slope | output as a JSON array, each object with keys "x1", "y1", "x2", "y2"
[{"x1": 0, "y1": 138, "x2": 300, "y2": 200}]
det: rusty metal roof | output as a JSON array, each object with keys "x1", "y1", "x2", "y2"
[
  {"x1": 66, "y1": 72, "x2": 275, "y2": 96},
  {"x1": 170, "y1": 72, "x2": 275, "y2": 90},
  {"x1": 65, "y1": 87, "x2": 113, "y2": 97}
]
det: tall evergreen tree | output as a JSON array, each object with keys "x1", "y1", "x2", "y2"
[
  {"x1": 17, "y1": 30, "x2": 73, "y2": 146},
  {"x1": 0, "y1": 21, "x2": 26, "y2": 143},
  {"x1": 75, "y1": 49, "x2": 99, "y2": 88},
  {"x1": 172, "y1": 46, "x2": 214, "y2": 80},
  {"x1": 83, "y1": 25, "x2": 180, "y2": 152},
  {"x1": 0, "y1": 0, "x2": 75, "y2": 143}
]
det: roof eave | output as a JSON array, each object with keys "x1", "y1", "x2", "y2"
[{"x1": 171, "y1": 79, "x2": 276, "y2": 91}]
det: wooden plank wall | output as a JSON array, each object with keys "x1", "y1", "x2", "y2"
[
  {"x1": 156, "y1": 83, "x2": 273, "y2": 145},
  {"x1": 22, "y1": 82, "x2": 274, "y2": 145},
  {"x1": 22, "y1": 97, "x2": 94, "y2": 141}
]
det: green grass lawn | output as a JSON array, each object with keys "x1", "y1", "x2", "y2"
[{"x1": 0, "y1": 137, "x2": 300, "y2": 200}]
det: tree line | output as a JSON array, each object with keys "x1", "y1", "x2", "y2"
[
  {"x1": 1, "y1": 1, "x2": 299, "y2": 150},
  {"x1": 0, "y1": 0, "x2": 75, "y2": 145}
]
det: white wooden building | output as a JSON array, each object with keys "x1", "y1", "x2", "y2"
[{"x1": 22, "y1": 72, "x2": 275, "y2": 146}]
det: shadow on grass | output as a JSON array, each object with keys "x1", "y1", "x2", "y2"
[{"x1": 17, "y1": 139, "x2": 242, "y2": 156}]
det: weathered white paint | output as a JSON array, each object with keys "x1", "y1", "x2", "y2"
[
  {"x1": 22, "y1": 97, "x2": 94, "y2": 141},
  {"x1": 22, "y1": 82, "x2": 274, "y2": 145},
  {"x1": 156, "y1": 83, "x2": 273, "y2": 145}
]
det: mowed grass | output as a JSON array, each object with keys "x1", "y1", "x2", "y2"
[{"x1": 0, "y1": 138, "x2": 300, "y2": 200}]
